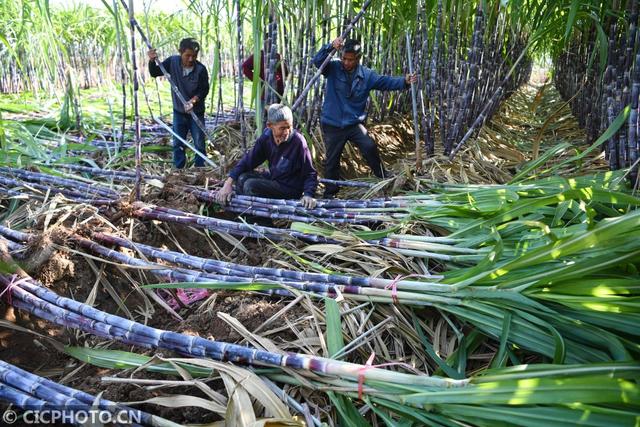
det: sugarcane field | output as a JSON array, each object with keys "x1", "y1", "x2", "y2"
[{"x1": 1, "y1": 0, "x2": 640, "y2": 425}]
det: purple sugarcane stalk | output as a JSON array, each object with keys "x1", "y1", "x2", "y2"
[
  {"x1": 128, "y1": 0, "x2": 142, "y2": 200},
  {"x1": 0, "y1": 186, "x2": 117, "y2": 206},
  {"x1": 0, "y1": 360, "x2": 160, "y2": 426},
  {"x1": 0, "y1": 167, "x2": 120, "y2": 198},
  {"x1": 54, "y1": 163, "x2": 162, "y2": 181},
  {"x1": 91, "y1": 232, "x2": 449, "y2": 292},
  {"x1": 134, "y1": 204, "x2": 337, "y2": 243},
  {"x1": 0, "y1": 271, "x2": 467, "y2": 389}
]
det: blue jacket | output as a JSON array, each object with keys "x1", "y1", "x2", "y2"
[
  {"x1": 312, "y1": 43, "x2": 408, "y2": 127},
  {"x1": 229, "y1": 129, "x2": 318, "y2": 197}
]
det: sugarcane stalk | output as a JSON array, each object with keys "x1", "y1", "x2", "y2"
[
  {"x1": 291, "y1": 0, "x2": 373, "y2": 111},
  {"x1": 235, "y1": 0, "x2": 247, "y2": 150},
  {"x1": 405, "y1": 31, "x2": 421, "y2": 170},
  {"x1": 112, "y1": 0, "x2": 127, "y2": 151},
  {"x1": 0, "y1": 270, "x2": 468, "y2": 390},
  {"x1": 127, "y1": 0, "x2": 142, "y2": 200},
  {"x1": 0, "y1": 360, "x2": 173, "y2": 426},
  {"x1": 90, "y1": 232, "x2": 450, "y2": 292},
  {"x1": 0, "y1": 167, "x2": 120, "y2": 198}
]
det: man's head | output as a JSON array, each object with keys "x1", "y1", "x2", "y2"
[
  {"x1": 179, "y1": 38, "x2": 200, "y2": 68},
  {"x1": 266, "y1": 104, "x2": 293, "y2": 145},
  {"x1": 341, "y1": 39, "x2": 362, "y2": 72}
]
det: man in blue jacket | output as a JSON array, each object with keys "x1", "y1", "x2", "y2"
[
  {"x1": 313, "y1": 37, "x2": 417, "y2": 198},
  {"x1": 215, "y1": 104, "x2": 318, "y2": 209},
  {"x1": 148, "y1": 38, "x2": 210, "y2": 168}
]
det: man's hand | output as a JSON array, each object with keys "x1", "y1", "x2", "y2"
[
  {"x1": 184, "y1": 100, "x2": 194, "y2": 113},
  {"x1": 215, "y1": 179, "x2": 235, "y2": 205},
  {"x1": 332, "y1": 37, "x2": 344, "y2": 50},
  {"x1": 147, "y1": 49, "x2": 158, "y2": 61},
  {"x1": 301, "y1": 195, "x2": 317, "y2": 209},
  {"x1": 405, "y1": 73, "x2": 418, "y2": 85}
]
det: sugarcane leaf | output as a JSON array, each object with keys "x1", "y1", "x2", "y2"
[
  {"x1": 127, "y1": 394, "x2": 224, "y2": 414},
  {"x1": 65, "y1": 346, "x2": 213, "y2": 377},
  {"x1": 323, "y1": 299, "x2": 368, "y2": 425},
  {"x1": 352, "y1": 225, "x2": 401, "y2": 240},
  {"x1": 438, "y1": 403, "x2": 638, "y2": 427},
  {"x1": 540, "y1": 106, "x2": 630, "y2": 176},
  {"x1": 326, "y1": 391, "x2": 369, "y2": 427},
  {"x1": 324, "y1": 297, "x2": 344, "y2": 358},
  {"x1": 142, "y1": 281, "x2": 278, "y2": 290},
  {"x1": 563, "y1": 0, "x2": 579, "y2": 42},
  {"x1": 492, "y1": 311, "x2": 512, "y2": 368},
  {"x1": 403, "y1": 376, "x2": 639, "y2": 405},
  {"x1": 510, "y1": 142, "x2": 572, "y2": 183},
  {"x1": 222, "y1": 370, "x2": 257, "y2": 426},
  {"x1": 410, "y1": 310, "x2": 462, "y2": 379}
]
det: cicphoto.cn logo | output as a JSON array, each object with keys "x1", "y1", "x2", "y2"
[{"x1": 2, "y1": 408, "x2": 143, "y2": 425}]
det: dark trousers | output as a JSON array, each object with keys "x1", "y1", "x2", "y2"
[
  {"x1": 236, "y1": 172, "x2": 300, "y2": 199},
  {"x1": 321, "y1": 123, "x2": 385, "y2": 197},
  {"x1": 172, "y1": 111, "x2": 206, "y2": 168}
]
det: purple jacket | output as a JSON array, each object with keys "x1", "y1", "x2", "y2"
[{"x1": 229, "y1": 129, "x2": 318, "y2": 197}]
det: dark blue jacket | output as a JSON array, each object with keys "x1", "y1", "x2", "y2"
[
  {"x1": 229, "y1": 129, "x2": 318, "y2": 197},
  {"x1": 312, "y1": 43, "x2": 408, "y2": 127},
  {"x1": 149, "y1": 55, "x2": 209, "y2": 114}
]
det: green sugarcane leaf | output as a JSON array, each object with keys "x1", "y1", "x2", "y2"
[
  {"x1": 493, "y1": 210, "x2": 640, "y2": 277},
  {"x1": 142, "y1": 281, "x2": 279, "y2": 291},
  {"x1": 325, "y1": 297, "x2": 344, "y2": 358},
  {"x1": 475, "y1": 362, "x2": 640, "y2": 382},
  {"x1": 370, "y1": 396, "x2": 461, "y2": 426},
  {"x1": 492, "y1": 311, "x2": 512, "y2": 368},
  {"x1": 352, "y1": 225, "x2": 401, "y2": 240},
  {"x1": 65, "y1": 346, "x2": 213, "y2": 377},
  {"x1": 540, "y1": 106, "x2": 630, "y2": 176},
  {"x1": 410, "y1": 310, "x2": 462, "y2": 379},
  {"x1": 327, "y1": 392, "x2": 369, "y2": 427},
  {"x1": 403, "y1": 376, "x2": 639, "y2": 406},
  {"x1": 324, "y1": 300, "x2": 368, "y2": 426},
  {"x1": 438, "y1": 403, "x2": 638, "y2": 427},
  {"x1": 510, "y1": 142, "x2": 572, "y2": 183},
  {"x1": 563, "y1": 0, "x2": 580, "y2": 42}
]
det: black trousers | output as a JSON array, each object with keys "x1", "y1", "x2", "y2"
[
  {"x1": 236, "y1": 172, "x2": 300, "y2": 199},
  {"x1": 321, "y1": 123, "x2": 385, "y2": 197}
]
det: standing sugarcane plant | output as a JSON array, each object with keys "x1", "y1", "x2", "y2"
[
  {"x1": 406, "y1": 31, "x2": 421, "y2": 170},
  {"x1": 236, "y1": 0, "x2": 247, "y2": 151},
  {"x1": 112, "y1": 0, "x2": 127, "y2": 152},
  {"x1": 127, "y1": 0, "x2": 142, "y2": 201}
]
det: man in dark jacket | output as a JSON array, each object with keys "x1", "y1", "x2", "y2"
[
  {"x1": 148, "y1": 38, "x2": 210, "y2": 168},
  {"x1": 215, "y1": 104, "x2": 317, "y2": 208},
  {"x1": 312, "y1": 37, "x2": 417, "y2": 198}
]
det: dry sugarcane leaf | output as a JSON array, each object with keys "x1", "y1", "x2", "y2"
[
  {"x1": 167, "y1": 358, "x2": 291, "y2": 419},
  {"x1": 214, "y1": 230, "x2": 249, "y2": 255},
  {"x1": 145, "y1": 178, "x2": 165, "y2": 188},
  {"x1": 124, "y1": 394, "x2": 225, "y2": 414},
  {"x1": 222, "y1": 371, "x2": 257, "y2": 427},
  {"x1": 217, "y1": 312, "x2": 282, "y2": 354},
  {"x1": 194, "y1": 420, "x2": 304, "y2": 427},
  {"x1": 247, "y1": 420, "x2": 306, "y2": 427},
  {"x1": 0, "y1": 319, "x2": 66, "y2": 353},
  {"x1": 300, "y1": 244, "x2": 344, "y2": 255}
]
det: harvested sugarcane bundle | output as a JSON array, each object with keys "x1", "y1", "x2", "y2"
[
  {"x1": 0, "y1": 360, "x2": 177, "y2": 426},
  {"x1": 0, "y1": 167, "x2": 121, "y2": 199},
  {"x1": 0, "y1": 269, "x2": 638, "y2": 426}
]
